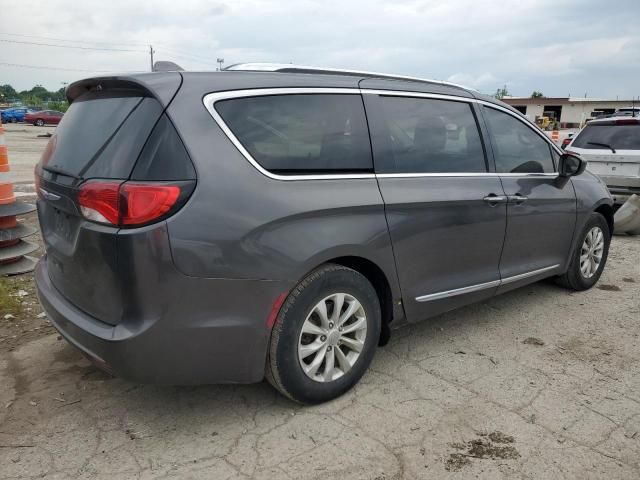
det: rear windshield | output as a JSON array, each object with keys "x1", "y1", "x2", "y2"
[
  {"x1": 215, "y1": 94, "x2": 373, "y2": 174},
  {"x1": 44, "y1": 92, "x2": 163, "y2": 179},
  {"x1": 572, "y1": 123, "x2": 640, "y2": 150}
]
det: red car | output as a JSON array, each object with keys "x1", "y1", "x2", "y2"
[{"x1": 25, "y1": 110, "x2": 64, "y2": 126}]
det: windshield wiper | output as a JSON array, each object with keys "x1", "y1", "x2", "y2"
[{"x1": 587, "y1": 142, "x2": 616, "y2": 154}]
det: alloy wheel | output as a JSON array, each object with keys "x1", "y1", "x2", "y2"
[
  {"x1": 580, "y1": 226, "x2": 604, "y2": 278},
  {"x1": 298, "y1": 293, "x2": 367, "y2": 383}
]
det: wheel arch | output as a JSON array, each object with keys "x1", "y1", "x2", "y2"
[
  {"x1": 298, "y1": 254, "x2": 401, "y2": 346},
  {"x1": 594, "y1": 202, "x2": 614, "y2": 234}
]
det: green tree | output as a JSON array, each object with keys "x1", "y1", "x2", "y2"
[
  {"x1": 494, "y1": 85, "x2": 509, "y2": 99},
  {"x1": 0, "y1": 85, "x2": 18, "y2": 99},
  {"x1": 531, "y1": 91, "x2": 544, "y2": 98},
  {"x1": 47, "y1": 101, "x2": 69, "y2": 113}
]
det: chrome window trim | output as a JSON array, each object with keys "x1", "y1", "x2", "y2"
[
  {"x1": 361, "y1": 89, "x2": 476, "y2": 104},
  {"x1": 415, "y1": 264, "x2": 560, "y2": 302},
  {"x1": 203, "y1": 88, "x2": 375, "y2": 181},
  {"x1": 202, "y1": 87, "x2": 562, "y2": 181},
  {"x1": 376, "y1": 172, "x2": 557, "y2": 179}
]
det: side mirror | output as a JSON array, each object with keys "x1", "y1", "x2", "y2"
[{"x1": 559, "y1": 152, "x2": 586, "y2": 177}]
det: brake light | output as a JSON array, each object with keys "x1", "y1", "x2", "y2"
[
  {"x1": 121, "y1": 183, "x2": 180, "y2": 225},
  {"x1": 78, "y1": 181, "x2": 121, "y2": 224},
  {"x1": 77, "y1": 180, "x2": 183, "y2": 227},
  {"x1": 562, "y1": 138, "x2": 571, "y2": 146},
  {"x1": 615, "y1": 118, "x2": 640, "y2": 125}
]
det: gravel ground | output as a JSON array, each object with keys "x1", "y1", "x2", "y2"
[
  {"x1": 1, "y1": 124, "x2": 639, "y2": 479},
  {"x1": 0, "y1": 234, "x2": 637, "y2": 479},
  {"x1": 1, "y1": 123, "x2": 53, "y2": 186}
]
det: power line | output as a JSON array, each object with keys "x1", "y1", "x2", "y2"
[
  {"x1": 0, "y1": 31, "x2": 149, "y2": 48},
  {"x1": 0, "y1": 61, "x2": 139, "y2": 73},
  {"x1": 154, "y1": 44, "x2": 218, "y2": 63},
  {"x1": 0, "y1": 38, "x2": 145, "y2": 52},
  {"x1": 153, "y1": 48, "x2": 218, "y2": 67},
  {"x1": 0, "y1": 32, "x2": 220, "y2": 68}
]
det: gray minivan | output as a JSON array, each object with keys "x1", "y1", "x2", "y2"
[{"x1": 35, "y1": 64, "x2": 613, "y2": 404}]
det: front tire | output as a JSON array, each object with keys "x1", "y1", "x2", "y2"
[
  {"x1": 557, "y1": 212, "x2": 610, "y2": 290},
  {"x1": 266, "y1": 264, "x2": 381, "y2": 404}
]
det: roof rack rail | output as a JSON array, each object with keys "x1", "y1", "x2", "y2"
[{"x1": 223, "y1": 63, "x2": 473, "y2": 91}]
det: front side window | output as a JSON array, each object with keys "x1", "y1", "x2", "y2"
[
  {"x1": 368, "y1": 96, "x2": 486, "y2": 173},
  {"x1": 483, "y1": 107, "x2": 555, "y2": 173},
  {"x1": 215, "y1": 94, "x2": 372, "y2": 174}
]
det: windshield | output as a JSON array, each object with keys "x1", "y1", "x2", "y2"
[{"x1": 572, "y1": 123, "x2": 640, "y2": 150}]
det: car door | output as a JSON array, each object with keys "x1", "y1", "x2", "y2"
[
  {"x1": 481, "y1": 105, "x2": 576, "y2": 293},
  {"x1": 363, "y1": 91, "x2": 508, "y2": 323}
]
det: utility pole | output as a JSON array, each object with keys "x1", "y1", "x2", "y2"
[
  {"x1": 217, "y1": 58, "x2": 224, "y2": 71},
  {"x1": 149, "y1": 45, "x2": 155, "y2": 72}
]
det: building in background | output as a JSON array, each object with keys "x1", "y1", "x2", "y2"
[{"x1": 502, "y1": 97, "x2": 638, "y2": 128}]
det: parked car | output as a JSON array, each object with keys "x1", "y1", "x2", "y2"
[
  {"x1": 561, "y1": 132, "x2": 576, "y2": 150},
  {"x1": 1, "y1": 107, "x2": 29, "y2": 123},
  {"x1": 25, "y1": 110, "x2": 63, "y2": 126},
  {"x1": 35, "y1": 65, "x2": 614, "y2": 404},
  {"x1": 613, "y1": 107, "x2": 640, "y2": 118},
  {"x1": 567, "y1": 116, "x2": 640, "y2": 206}
]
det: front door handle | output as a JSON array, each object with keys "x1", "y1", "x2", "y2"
[
  {"x1": 508, "y1": 194, "x2": 528, "y2": 204},
  {"x1": 483, "y1": 194, "x2": 508, "y2": 206}
]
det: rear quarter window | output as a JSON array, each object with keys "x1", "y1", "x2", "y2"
[
  {"x1": 214, "y1": 94, "x2": 373, "y2": 174},
  {"x1": 43, "y1": 92, "x2": 163, "y2": 179},
  {"x1": 572, "y1": 123, "x2": 640, "y2": 150}
]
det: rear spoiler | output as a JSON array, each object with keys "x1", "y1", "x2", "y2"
[{"x1": 66, "y1": 73, "x2": 183, "y2": 107}]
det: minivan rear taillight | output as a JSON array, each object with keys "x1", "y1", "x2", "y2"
[{"x1": 77, "y1": 180, "x2": 190, "y2": 227}]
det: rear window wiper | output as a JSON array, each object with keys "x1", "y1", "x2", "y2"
[{"x1": 587, "y1": 142, "x2": 616, "y2": 154}]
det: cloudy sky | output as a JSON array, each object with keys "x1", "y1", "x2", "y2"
[{"x1": 2, "y1": 0, "x2": 639, "y2": 99}]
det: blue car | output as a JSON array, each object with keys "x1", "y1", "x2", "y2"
[{"x1": 1, "y1": 107, "x2": 29, "y2": 123}]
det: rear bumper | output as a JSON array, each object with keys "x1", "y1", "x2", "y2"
[{"x1": 35, "y1": 258, "x2": 289, "y2": 384}]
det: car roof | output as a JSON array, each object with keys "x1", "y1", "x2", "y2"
[
  {"x1": 587, "y1": 115, "x2": 640, "y2": 125},
  {"x1": 68, "y1": 66, "x2": 521, "y2": 115}
]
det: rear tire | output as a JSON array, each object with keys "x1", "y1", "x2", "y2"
[
  {"x1": 556, "y1": 212, "x2": 610, "y2": 291},
  {"x1": 266, "y1": 264, "x2": 381, "y2": 404},
  {"x1": 35, "y1": 119, "x2": 44, "y2": 126}
]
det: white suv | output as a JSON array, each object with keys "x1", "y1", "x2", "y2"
[{"x1": 568, "y1": 116, "x2": 640, "y2": 206}]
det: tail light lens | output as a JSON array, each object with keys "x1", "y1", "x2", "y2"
[
  {"x1": 77, "y1": 180, "x2": 191, "y2": 227},
  {"x1": 121, "y1": 183, "x2": 180, "y2": 225},
  {"x1": 78, "y1": 181, "x2": 121, "y2": 224}
]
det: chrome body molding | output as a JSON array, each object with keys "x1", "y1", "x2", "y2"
[
  {"x1": 415, "y1": 279, "x2": 501, "y2": 302},
  {"x1": 415, "y1": 264, "x2": 561, "y2": 302},
  {"x1": 499, "y1": 264, "x2": 561, "y2": 285},
  {"x1": 202, "y1": 87, "x2": 561, "y2": 182}
]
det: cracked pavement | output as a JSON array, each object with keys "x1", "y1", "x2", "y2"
[{"x1": 1, "y1": 235, "x2": 639, "y2": 479}]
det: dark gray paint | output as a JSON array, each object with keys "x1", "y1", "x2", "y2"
[{"x1": 35, "y1": 70, "x2": 613, "y2": 384}]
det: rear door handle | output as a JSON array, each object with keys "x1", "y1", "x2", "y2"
[
  {"x1": 507, "y1": 194, "x2": 528, "y2": 204},
  {"x1": 483, "y1": 194, "x2": 508, "y2": 206}
]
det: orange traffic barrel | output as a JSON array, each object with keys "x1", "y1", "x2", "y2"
[{"x1": 0, "y1": 118, "x2": 38, "y2": 276}]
